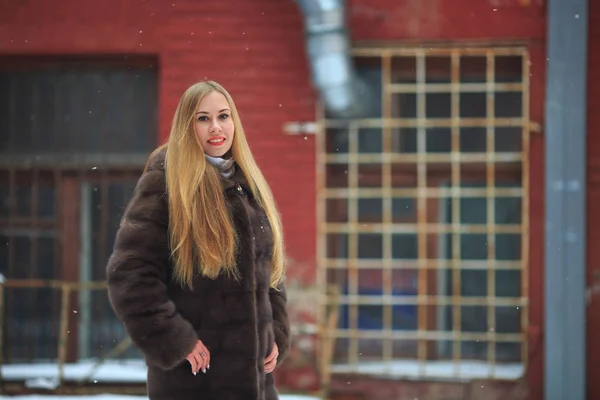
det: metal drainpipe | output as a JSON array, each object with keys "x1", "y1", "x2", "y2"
[
  {"x1": 295, "y1": 0, "x2": 371, "y2": 119},
  {"x1": 544, "y1": 0, "x2": 588, "y2": 399}
]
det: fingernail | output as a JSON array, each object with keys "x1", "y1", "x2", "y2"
[
  {"x1": 203, "y1": 369, "x2": 206, "y2": 374},
  {"x1": 193, "y1": 372, "x2": 197, "y2": 376},
  {"x1": 207, "y1": 365, "x2": 210, "y2": 369}
]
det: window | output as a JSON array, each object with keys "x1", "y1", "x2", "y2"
[
  {"x1": 0, "y1": 58, "x2": 156, "y2": 362},
  {"x1": 0, "y1": 57, "x2": 157, "y2": 166},
  {"x1": 318, "y1": 47, "x2": 529, "y2": 380}
]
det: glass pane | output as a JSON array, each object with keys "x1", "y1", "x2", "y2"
[
  {"x1": 496, "y1": 342, "x2": 521, "y2": 362},
  {"x1": 355, "y1": 57, "x2": 383, "y2": 119},
  {"x1": 460, "y1": 197, "x2": 487, "y2": 224},
  {"x1": 392, "y1": 93, "x2": 417, "y2": 118},
  {"x1": 358, "y1": 233, "x2": 383, "y2": 259},
  {"x1": 358, "y1": 198, "x2": 382, "y2": 223},
  {"x1": 0, "y1": 177, "x2": 55, "y2": 218},
  {"x1": 495, "y1": 269, "x2": 521, "y2": 298},
  {"x1": 392, "y1": 197, "x2": 416, "y2": 222},
  {"x1": 460, "y1": 127, "x2": 486, "y2": 152},
  {"x1": 327, "y1": 233, "x2": 348, "y2": 259},
  {"x1": 325, "y1": 128, "x2": 349, "y2": 154},
  {"x1": 429, "y1": 339, "x2": 454, "y2": 360},
  {"x1": 460, "y1": 92, "x2": 486, "y2": 118},
  {"x1": 90, "y1": 181, "x2": 137, "y2": 278},
  {"x1": 425, "y1": 56, "x2": 451, "y2": 84},
  {"x1": 495, "y1": 305, "x2": 521, "y2": 333},
  {"x1": 0, "y1": 64, "x2": 158, "y2": 155},
  {"x1": 358, "y1": 269, "x2": 383, "y2": 295},
  {"x1": 392, "y1": 163, "x2": 417, "y2": 188},
  {"x1": 461, "y1": 269, "x2": 487, "y2": 297},
  {"x1": 391, "y1": 269, "x2": 418, "y2": 296},
  {"x1": 495, "y1": 55, "x2": 522, "y2": 83},
  {"x1": 393, "y1": 339, "x2": 418, "y2": 359},
  {"x1": 460, "y1": 234, "x2": 488, "y2": 260},
  {"x1": 427, "y1": 163, "x2": 452, "y2": 188},
  {"x1": 495, "y1": 127, "x2": 522, "y2": 152},
  {"x1": 426, "y1": 128, "x2": 451, "y2": 153},
  {"x1": 496, "y1": 234, "x2": 521, "y2": 260},
  {"x1": 461, "y1": 305, "x2": 487, "y2": 332},
  {"x1": 460, "y1": 56, "x2": 487, "y2": 83},
  {"x1": 326, "y1": 198, "x2": 348, "y2": 223},
  {"x1": 392, "y1": 234, "x2": 418, "y2": 259},
  {"x1": 496, "y1": 170, "x2": 522, "y2": 188},
  {"x1": 333, "y1": 337, "x2": 350, "y2": 363},
  {"x1": 325, "y1": 164, "x2": 349, "y2": 188},
  {"x1": 392, "y1": 303, "x2": 418, "y2": 330},
  {"x1": 326, "y1": 268, "x2": 348, "y2": 289},
  {"x1": 495, "y1": 92, "x2": 522, "y2": 117},
  {"x1": 358, "y1": 338, "x2": 383, "y2": 360},
  {"x1": 391, "y1": 57, "x2": 416, "y2": 84},
  {"x1": 495, "y1": 196, "x2": 521, "y2": 225},
  {"x1": 358, "y1": 164, "x2": 382, "y2": 188},
  {"x1": 462, "y1": 340, "x2": 488, "y2": 359},
  {"x1": 358, "y1": 306, "x2": 383, "y2": 330},
  {"x1": 358, "y1": 128, "x2": 382, "y2": 154},
  {"x1": 426, "y1": 93, "x2": 451, "y2": 118},
  {"x1": 391, "y1": 128, "x2": 417, "y2": 153}
]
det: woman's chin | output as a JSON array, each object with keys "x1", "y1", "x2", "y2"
[{"x1": 204, "y1": 146, "x2": 231, "y2": 158}]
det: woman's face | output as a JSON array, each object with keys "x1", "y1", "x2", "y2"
[{"x1": 194, "y1": 91, "x2": 235, "y2": 157}]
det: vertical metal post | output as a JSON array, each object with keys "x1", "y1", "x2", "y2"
[
  {"x1": 544, "y1": 1, "x2": 588, "y2": 399},
  {"x1": 79, "y1": 182, "x2": 92, "y2": 360}
]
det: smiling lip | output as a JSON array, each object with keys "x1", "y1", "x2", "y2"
[{"x1": 208, "y1": 136, "x2": 226, "y2": 146}]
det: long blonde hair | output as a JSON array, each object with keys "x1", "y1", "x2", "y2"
[{"x1": 147, "y1": 81, "x2": 285, "y2": 289}]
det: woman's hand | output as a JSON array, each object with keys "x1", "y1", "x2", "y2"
[
  {"x1": 264, "y1": 342, "x2": 279, "y2": 374},
  {"x1": 185, "y1": 340, "x2": 211, "y2": 375}
]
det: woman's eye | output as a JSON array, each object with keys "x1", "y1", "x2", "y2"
[
  {"x1": 220, "y1": 114, "x2": 229, "y2": 120},
  {"x1": 198, "y1": 116, "x2": 208, "y2": 121}
]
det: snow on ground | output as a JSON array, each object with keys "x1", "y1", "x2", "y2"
[
  {"x1": 1, "y1": 358, "x2": 523, "y2": 386},
  {"x1": 0, "y1": 360, "x2": 321, "y2": 400},
  {"x1": 329, "y1": 360, "x2": 524, "y2": 381},
  {"x1": 2, "y1": 360, "x2": 147, "y2": 387}
]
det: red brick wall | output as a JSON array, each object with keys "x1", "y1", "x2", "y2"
[
  {"x1": 349, "y1": 0, "x2": 545, "y2": 41},
  {"x1": 0, "y1": 0, "x2": 318, "y2": 286},
  {"x1": 0, "y1": 0, "x2": 551, "y2": 397}
]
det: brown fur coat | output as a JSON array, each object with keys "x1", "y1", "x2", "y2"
[{"x1": 106, "y1": 149, "x2": 290, "y2": 400}]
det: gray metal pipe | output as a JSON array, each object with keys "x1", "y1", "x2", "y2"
[
  {"x1": 544, "y1": 0, "x2": 588, "y2": 399},
  {"x1": 295, "y1": 0, "x2": 371, "y2": 119}
]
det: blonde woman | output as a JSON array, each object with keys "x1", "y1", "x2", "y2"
[{"x1": 106, "y1": 81, "x2": 290, "y2": 400}]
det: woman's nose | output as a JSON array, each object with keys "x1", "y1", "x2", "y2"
[{"x1": 210, "y1": 119, "x2": 222, "y2": 132}]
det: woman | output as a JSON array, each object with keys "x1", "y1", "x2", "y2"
[{"x1": 106, "y1": 81, "x2": 290, "y2": 400}]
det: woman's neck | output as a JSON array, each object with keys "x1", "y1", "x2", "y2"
[{"x1": 205, "y1": 154, "x2": 235, "y2": 179}]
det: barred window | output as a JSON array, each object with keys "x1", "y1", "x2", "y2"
[{"x1": 318, "y1": 47, "x2": 529, "y2": 380}]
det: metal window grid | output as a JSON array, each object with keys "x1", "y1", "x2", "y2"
[{"x1": 316, "y1": 46, "x2": 530, "y2": 381}]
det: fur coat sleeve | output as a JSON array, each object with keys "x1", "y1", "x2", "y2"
[
  {"x1": 270, "y1": 281, "x2": 291, "y2": 362},
  {"x1": 106, "y1": 168, "x2": 198, "y2": 370}
]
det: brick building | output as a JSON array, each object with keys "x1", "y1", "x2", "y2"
[{"x1": 0, "y1": 0, "x2": 597, "y2": 399}]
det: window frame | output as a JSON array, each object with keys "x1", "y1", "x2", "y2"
[{"x1": 316, "y1": 45, "x2": 530, "y2": 381}]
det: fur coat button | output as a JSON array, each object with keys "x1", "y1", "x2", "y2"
[{"x1": 235, "y1": 183, "x2": 244, "y2": 195}]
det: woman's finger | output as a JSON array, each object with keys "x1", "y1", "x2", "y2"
[
  {"x1": 265, "y1": 358, "x2": 276, "y2": 373},
  {"x1": 202, "y1": 344, "x2": 211, "y2": 370},
  {"x1": 186, "y1": 355, "x2": 198, "y2": 375},
  {"x1": 197, "y1": 343, "x2": 210, "y2": 373},
  {"x1": 192, "y1": 353, "x2": 203, "y2": 374},
  {"x1": 265, "y1": 345, "x2": 278, "y2": 363},
  {"x1": 265, "y1": 352, "x2": 275, "y2": 364}
]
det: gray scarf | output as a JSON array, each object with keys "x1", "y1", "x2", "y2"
[{"x1": 205, "y1": 154, "x2": 235, "y2": 179}]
